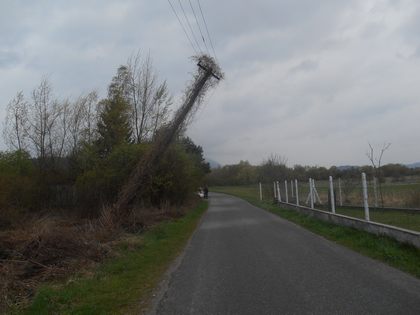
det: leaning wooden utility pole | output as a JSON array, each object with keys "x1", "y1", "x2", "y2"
[{"x1": 112, "y1": 55, "x2": 223, "y2": 220}]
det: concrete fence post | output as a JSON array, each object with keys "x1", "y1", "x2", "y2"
[
  {"x1": 259, "y1": 182, "x2": 262, "y2": 201},
  {"x1": 309, "y1": 178, "x2": 314, "y2": 209},
  {"x1": 273, "y1": 182, "x2": 277, "y2": 200},
  {"x1": 338, "y1": 178, "x2": 343, "y2": 207},
  {"x1": 295, "y1": 179, "x2": 299, "y2": 206},
  {"x1": 291, "y1": 180, "x2": 294, "y2": 198},
  {"x1": 362, "y1": 173, "x2": 370, "y2": 221},
  {"x1": 276, "y1": 181, "x2": 281, "y2": 202},
  {"x1": 284, "y1": 180, "x2": 289, "y2": 203},
  {"x1": 329, "y1": 176, "x2": 336, "y2": 214},
  {"x1": 373, "y1": 177, "x2": 378, "y2": 208}
]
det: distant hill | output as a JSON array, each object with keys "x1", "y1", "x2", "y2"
[
  {"x1": 336, "y1": 163, "x2": 420, "y2": 170},
  {"x1": 206, "y1": 158, "x2": 221, "y2": 169},
  {"x1": 406, "y1": 162, "x2": 420, "y2": 169},
  {"x1": 336, "y1": 165, "x2": 358, "y2": 171}
]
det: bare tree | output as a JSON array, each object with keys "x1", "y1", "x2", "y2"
[
  {"x1": 68, "y1": 91, "x2": 98, "y2": 154},
  {"x1": 3, "y1": 91, "x2": 28, "y2": 151},
  {"x1": 26, "y1": 79, "x2": 54, "y2": 161},
  {"x1": 21, "y1": 78, "x2": 71, "y2": 168},
  {"x1": 83, "y1": 91, "x2": 99, "y2": 144},
  {"x1": 126, "y1": 53, "x2": 172, "y2": 143},
  {"x1": 366, "y1": 142, "x2": 391, "y2": 207},
  {"x1": 151, "y1": 81, "x2": 172, "y2": 138},
  {"x1": 260, "y1": 154, "x2": 288, "y2": 182},
  {"x1": 54, "y1": 100, "x2": 71, "y2": 159}
]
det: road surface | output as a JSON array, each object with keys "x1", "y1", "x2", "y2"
[{"x1": 154, "y1": 193, "x2": 420, "y2": 314}]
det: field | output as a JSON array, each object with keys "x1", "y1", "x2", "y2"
[
  {"x1": 212, "y1": 184, "x2": 420, "y2": 232},
  {"x1": 292, "y1": 179, "x2": 420, "y2": 209}
]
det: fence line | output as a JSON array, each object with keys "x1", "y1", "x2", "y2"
[
  {"x1": 265, "y1": 174, "x2": 420, "y2": 212},
  {"x1": 258, "y1": 172, "x2": 420, "y2": 248},
  {"x1": 277, "y1": 201, "x2": 420, "y2": 250}
]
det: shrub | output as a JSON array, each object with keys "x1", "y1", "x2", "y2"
[{"x1": 0, "y1": 150, "x2": 36, "y2": 211}]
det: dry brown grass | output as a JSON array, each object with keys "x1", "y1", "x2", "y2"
[
  {"x1": 0, "y1": 215, "x2": 109, "y2": 310},
  {"x1": 0, "y1": 199, "x2": 194, "y2": 311}
]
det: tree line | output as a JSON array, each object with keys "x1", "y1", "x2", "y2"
[
  {"x1": 206, "y1": 154, "x2": 420, "y2": 186},
  {"x1": 0, "y1": 54, "x2": 209, "y2": 218}
]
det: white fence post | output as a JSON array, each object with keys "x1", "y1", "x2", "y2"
[
  {"x1": 329, "y1": 176, "x2": 336, "y2": 214},
  {"x1": 291, "y1": 180, "x2": 294, "y2": 198},
  {"x1": 309, "y1": 178, "x2": 314, "y2": 209},
  {"x1": 362, "y1": 173, "x2": 370, "y2": 221},
  {"x1": 259, "y1": 182, "x2": 262, "y2": 201},
  {"x1": 295, "y1": 179, "x2": 299, "y2": 206},
  {"x1": 284, "y1": 180, "x2": 289, "y2": 203},
  {"x1": 276, "y1": 181, "x2": 281, "y2": 202},
  {"x1": 273, "y1": 182, "x2": 277, "y2": 200},
  {"x1": 312, "y1": 179, "x2": 322, "y2": 204},
  {"x1": 373, "y1": 177, "x2": 378, "y2": 208},
  {"x1": 338, "y1": 178, "x2": 343, "y2": 206}
]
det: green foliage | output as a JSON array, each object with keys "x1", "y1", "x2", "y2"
[
  {"x1": 75, "y1": 137, "x2": 208, "y2": 213},
  {"x1": 76, "y1": 144, "x2": 147, "y2": 213},
  {"x1": 96, "y1": 95, "x2": 132, "y2": 157},
  {"x1": 149, "y1": 142, "x2": 204, "y2": 206},
  {"x1": 207, "y1": 156, "x2": 420, "y2": 187},
  {"x1": 0, "y1": 136, "x2": 209, "y2": 217},
  {"x1": 0, "y1": 63, "x2": 209, "y2": 216},
  {"x1": 207, "y1": 160, "x2": 257, "y2": 186},
  {"x1": 179, "y1": 137, "x2": 210, "y2": 175},
  {"x1": 258, "y1": 154, "x2": 288, "y2": 182},
  {"x1": 0, "y1": 150, "x2": 33, "y2": 176},
  {"x1": 0, "y1": 150, "x2": 36, "y2": 210}
]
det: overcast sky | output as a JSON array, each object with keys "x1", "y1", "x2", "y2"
[{"x1": 1, "y1": 0, "x2": 420, "y2": 167}]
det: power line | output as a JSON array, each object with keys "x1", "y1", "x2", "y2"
[
  {"x1": 196, "y1": 0, "x2": 219, "y2": 62},
  {"x1": 167, "y1": 0, "x2": 199, "y2": 54},
  {"x1": 177, "y1": 0, "x2": 203, "y2": 53},
  {"x1": 188, "y1": 0, "x2": 210, "y2": 55}
]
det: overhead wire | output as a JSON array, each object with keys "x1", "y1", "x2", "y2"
[
  {"x1": 196, "y1": 0, "x2": 219, "y2": 62},
  {"x1": 177, "y1": 0, "x2": 203, "y2": 53},
  {"x1": 188, "y1": 0, "x2": 210, "y2": 56},
  {"x1": 167, "y1": 0, "x2": 199, "y2": 54}
]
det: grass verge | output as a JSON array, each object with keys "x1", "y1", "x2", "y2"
[
  {"x1": 18, "y1": 200, "x2": 207, "y2": 315},
  {"x1": 212, "y1": 186, "x2": 420, "y2": 279},
  {"x1": 336, "y1": 207, "x2": 420, "y2": 232}
]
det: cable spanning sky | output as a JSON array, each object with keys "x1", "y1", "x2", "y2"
[{"x1": 1, "y1": 0, "x2": 420, "y2": 167}]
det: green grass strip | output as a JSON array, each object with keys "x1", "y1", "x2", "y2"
[
  {"x1": 212, "y1": 187, "x2": 420, "y2": 279},
  {"x1": 20, "y1": 200, "x2": 208, "y2": 315}
]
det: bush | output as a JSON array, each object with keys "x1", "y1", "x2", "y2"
[
  {"x1": 150, "y1": 144, "x2": 203, "y2": 206},
  {"x1": 0, "y1": 150, "x2": 36, "y2": 211},
  {"x1": 75, "y1": 143, "x2": 148, "y2": 215}
]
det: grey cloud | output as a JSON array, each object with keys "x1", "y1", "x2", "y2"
[
  {"x1": 1, "y1": 1, "x2": 420, "y2": 167},
  {"x1": 0, "y1": 50, "x2": 20, "y2": 68},
  {"x1": 288, "y1": 59, "x2": 318, "y2": 74}
]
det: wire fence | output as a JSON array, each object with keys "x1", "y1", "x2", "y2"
[
  {"x1": 257, "y1": 175, "x2": 420, "y2": 211},
  {"x1": 249, "y1": 174, "x2": 420, "y2": 232}
]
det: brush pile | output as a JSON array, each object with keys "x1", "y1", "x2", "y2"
[
  {"x1": 0, "y1": 201, "x2": 189, "y2": 311},
  {"x1": 0, "y1": 216, "x2": 108, "y2": 310}
]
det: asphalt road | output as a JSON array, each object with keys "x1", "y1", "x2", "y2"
[{"x1": 154, "y1": 193, "x2": 420, "y2": 314}]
